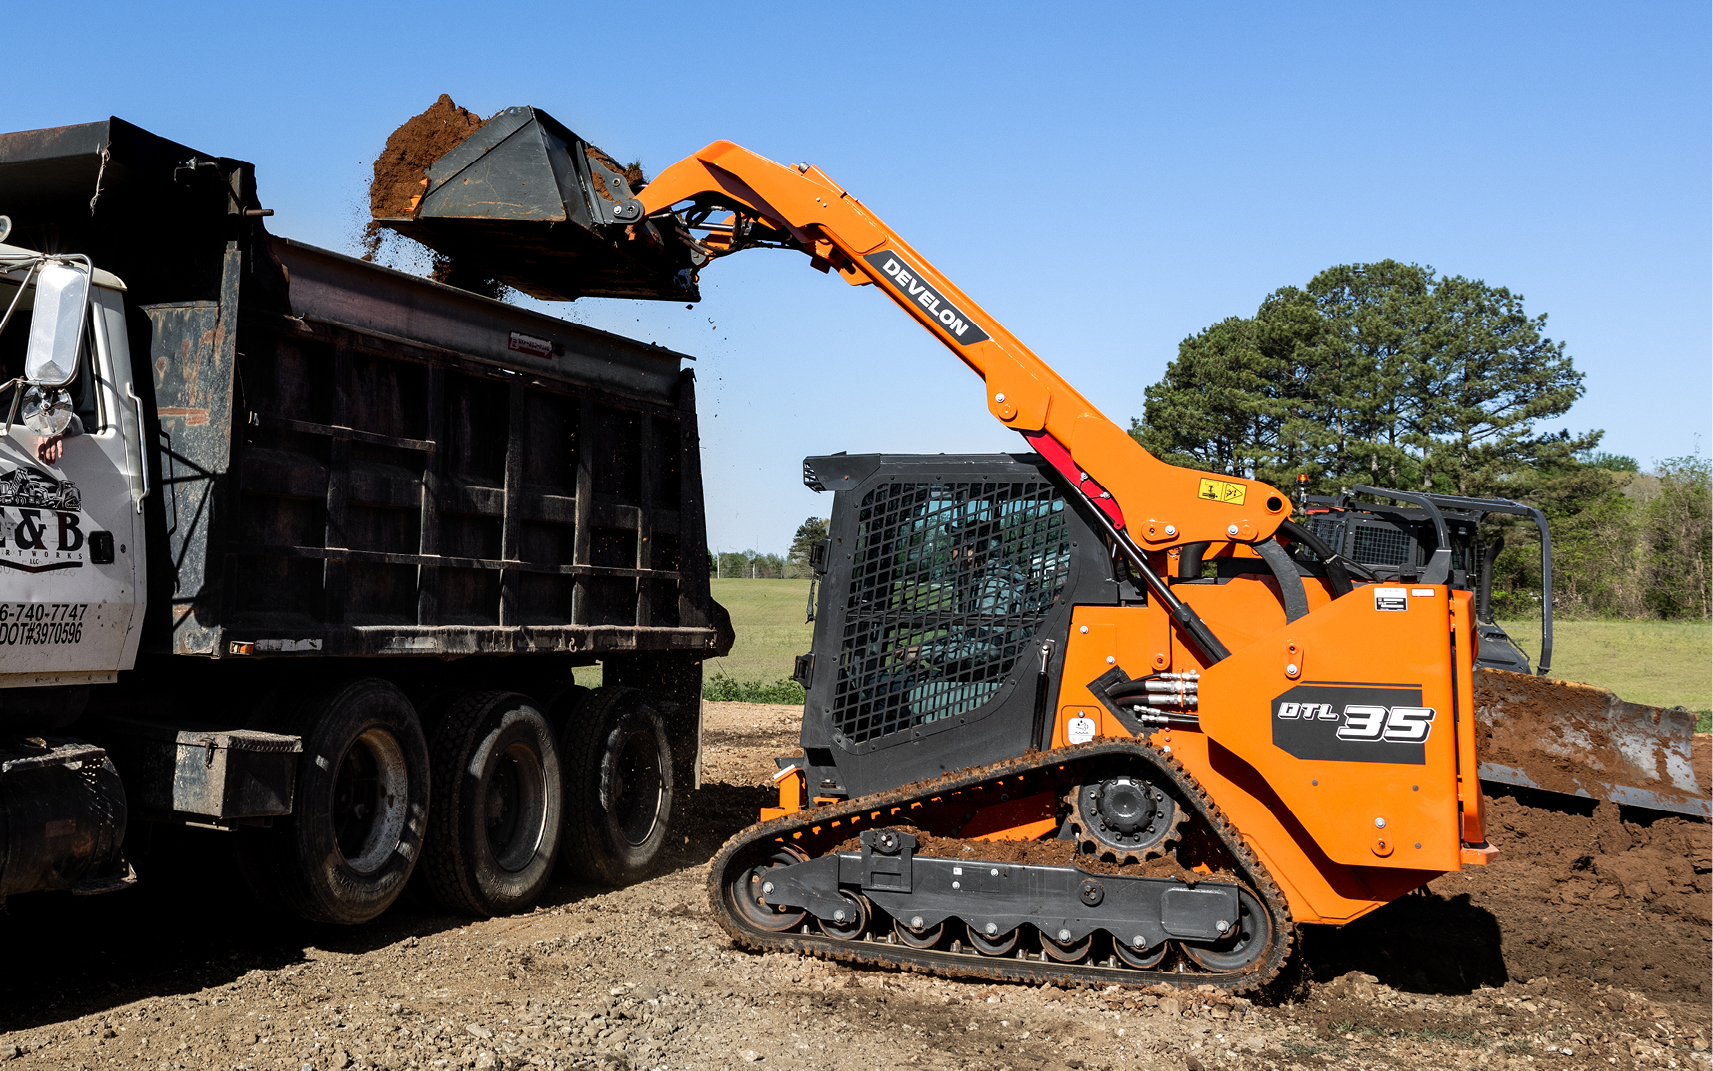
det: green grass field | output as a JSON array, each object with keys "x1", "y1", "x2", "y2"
[
  {"x1": 1496, "y1": 617, "x2": 1710, "y2": 719},
  {"x1": 704, "y1": 579, "x2": 816, "y2": 682},
  {"x1": 577, "y1": 579, "x2": 814, "y2": 691}
]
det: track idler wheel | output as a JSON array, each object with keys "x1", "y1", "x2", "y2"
[
  {"x1": 730, "y1": 849, "x2": 809, "y2": 933},
  {"x1": 1180, "y1": 887, "x2": 1271, "y2": 972},
  {"x1": 967, "y1": 922, "x2": 1020, "y2": 956},
  {"x1": 1113, "y1": 934, "x2": 1170, "y2": 969},
  {"x1": 1071, "y1": 774, "x2": 1184, "y2": 862}
]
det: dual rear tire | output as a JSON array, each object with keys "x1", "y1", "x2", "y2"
[
  {"x1": 237, "y1": 678, "x2": 431, "y2": 925},
  {"x1": 420, "y1": 692, "x2": 563, "y2": 917},
  {"x1": 557, "y1": 687, "x2": 676, "y2": 886},
  {"x1": 241, "y1": 678, "x2": 677, "y2": 925}
]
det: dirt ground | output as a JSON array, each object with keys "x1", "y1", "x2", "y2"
[{"x1": 0, "y1": 703, "x2": 1705, "y2": 1071}]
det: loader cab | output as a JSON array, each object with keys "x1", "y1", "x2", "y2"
[{"x1": 0, "y1": 244, "x2": 148, "y2": 701}]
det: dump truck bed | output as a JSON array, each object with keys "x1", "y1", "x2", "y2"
[{"x1": 173, "y1": 237, "x2": 722, "y2": 658}]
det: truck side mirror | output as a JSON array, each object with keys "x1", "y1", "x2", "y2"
[{"x1": 24, "y1": 261, "x2": 90, "y2": 388}]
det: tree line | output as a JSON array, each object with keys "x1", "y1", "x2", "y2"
[
  {"x1": 708, "y1": 517, "x2": 829, "y2": 580},
  {"x1": 1130, "y1": 261, "x2": 1710, "y2": 621}
]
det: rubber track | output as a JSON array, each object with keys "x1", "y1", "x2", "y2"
[{"x1": 705, "y1": 741, "x2": 1296, "y2": 993}]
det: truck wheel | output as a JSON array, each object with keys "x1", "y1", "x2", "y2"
[
  {"x1": 420, "y1": 692, "x2": 562, "y2": 917},
  {"x1": 239, "y1": 678, "x2": 429, "y2": 925},
  {"x1": 559, "y1": 687, "x2": 674, "y2": 885}
]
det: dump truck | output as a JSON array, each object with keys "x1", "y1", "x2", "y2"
[
  {"x1": 372, "y1": 107, "x2": 1708, "y2": 989},
  {"x1": 0, "y1": 116, "x2": 731, "y2": 922}
]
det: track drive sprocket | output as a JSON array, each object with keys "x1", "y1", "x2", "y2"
[{"x1": 1069, "y1": 773, "x2": 1188, "y2": 863}]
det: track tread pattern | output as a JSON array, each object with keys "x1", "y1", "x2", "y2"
[{"x1": 706, "y1": 740, "x2": 1296, "y2": 993}]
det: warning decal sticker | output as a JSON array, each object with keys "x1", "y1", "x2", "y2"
[{"x1": 1196, "y1": 478, "x2": 1246, "y2": 505}]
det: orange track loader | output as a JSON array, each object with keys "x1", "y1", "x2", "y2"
[
  {"x1": 609, "y1": 141, "x2": 1495, "y2": 989},
  {"x1": 381, "y1": 126, "x2": 1500, "y2": 989}
]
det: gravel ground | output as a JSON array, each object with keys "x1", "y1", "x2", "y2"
[{"x1": 0, "y1": 703, "x2": 1704, "y2": 1071}]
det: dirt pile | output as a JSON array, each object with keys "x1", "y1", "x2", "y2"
[
  {"x1": 369, "y1": 93, "x2": 488, "y2": 221},
  {"x1": 1306, "y1": 784, "x2": 1711, "y2": 1003}
]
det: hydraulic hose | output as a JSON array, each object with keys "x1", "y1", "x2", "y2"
[{"x1": 1277, "y1": 519, "x2": 1354, "y2": 598}]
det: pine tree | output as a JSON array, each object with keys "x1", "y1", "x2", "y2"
[
  {"x1": 787, "y1": 517, "x2": 829, "y2": 578},
  {"x1": 1131, "y1": 260, "x2": 1598, "y2": 498}
]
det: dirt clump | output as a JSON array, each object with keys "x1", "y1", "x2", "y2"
[{"x1": 369, "y1": 93, "x2": 489, "y2": 221}]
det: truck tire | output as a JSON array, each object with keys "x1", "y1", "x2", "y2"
[
  {"x1": 420, "y1": 692, "x2": 562, "y2": 917},
  {"x1": 238, "y1": 678, "x2": 429, "y2": 925},
  {"x1": 558, "y1": 687, "x2": 674, "y2": 885}
]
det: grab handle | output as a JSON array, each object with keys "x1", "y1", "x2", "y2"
[{"x1": 125, "y1": 381, "x2": 149, "y2": 512}]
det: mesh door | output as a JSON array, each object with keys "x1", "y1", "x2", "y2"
[{"x1": 831, "y1": 480, "x2": 1071, "y2": 744}]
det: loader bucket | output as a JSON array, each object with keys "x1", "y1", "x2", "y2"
[
  {"x1": 373, "y1": 105, "x2": 701, "y2": 303},
  {"x1": 1475, "y1": 669, "x2": 1709, "y2": 818}
]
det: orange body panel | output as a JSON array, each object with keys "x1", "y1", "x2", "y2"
[
  {"x1": 1449, "y1": 591, "x2": 1489, "y2": 847},
  {"x1": 1057, "y1": 577, "x2": 1475, "y2": 923},
  {"x1": 1195, "y1": 586, "x2": 1463, "y2": 872}
]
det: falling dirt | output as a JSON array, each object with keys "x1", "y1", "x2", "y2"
[{"x1": 429, "y1": 257, "x2": 507, "y2": 301}]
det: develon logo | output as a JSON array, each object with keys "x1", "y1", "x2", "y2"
[{"x1": 863, "y1": 251, "x2": 991, "y2": 345}]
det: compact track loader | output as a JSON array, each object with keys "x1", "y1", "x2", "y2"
[{"x1": 374, "y1": 111, "x2": 1708, "y2": 989}]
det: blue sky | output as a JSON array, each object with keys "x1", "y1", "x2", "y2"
[{"x1": 10, "y1": 2, "x2": 1709, "y2": 554}]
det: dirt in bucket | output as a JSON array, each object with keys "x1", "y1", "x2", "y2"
[{"x1": 369, "y1": 93, "x2": 489, "y2": 221}]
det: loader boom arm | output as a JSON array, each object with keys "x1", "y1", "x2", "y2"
[{"x1": 620, "y1": 142, "x2": 1292, "y2": 567}]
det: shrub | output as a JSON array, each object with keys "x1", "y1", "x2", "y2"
[{"x1": 703, "y1": 673, "x2": 806, "y2": 704}]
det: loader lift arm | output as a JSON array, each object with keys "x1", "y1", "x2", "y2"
[{"x1": 618, "y1": 141, "x2": 1300, "y2": 661}]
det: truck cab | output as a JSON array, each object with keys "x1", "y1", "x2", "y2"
[{"x1": 0, "y1": 244, "x2": 148, "y2": 693}]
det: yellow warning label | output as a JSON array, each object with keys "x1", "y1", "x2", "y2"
[{"x1": 1197, "y1": 478, "x2": 1247, "y2": 505}]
